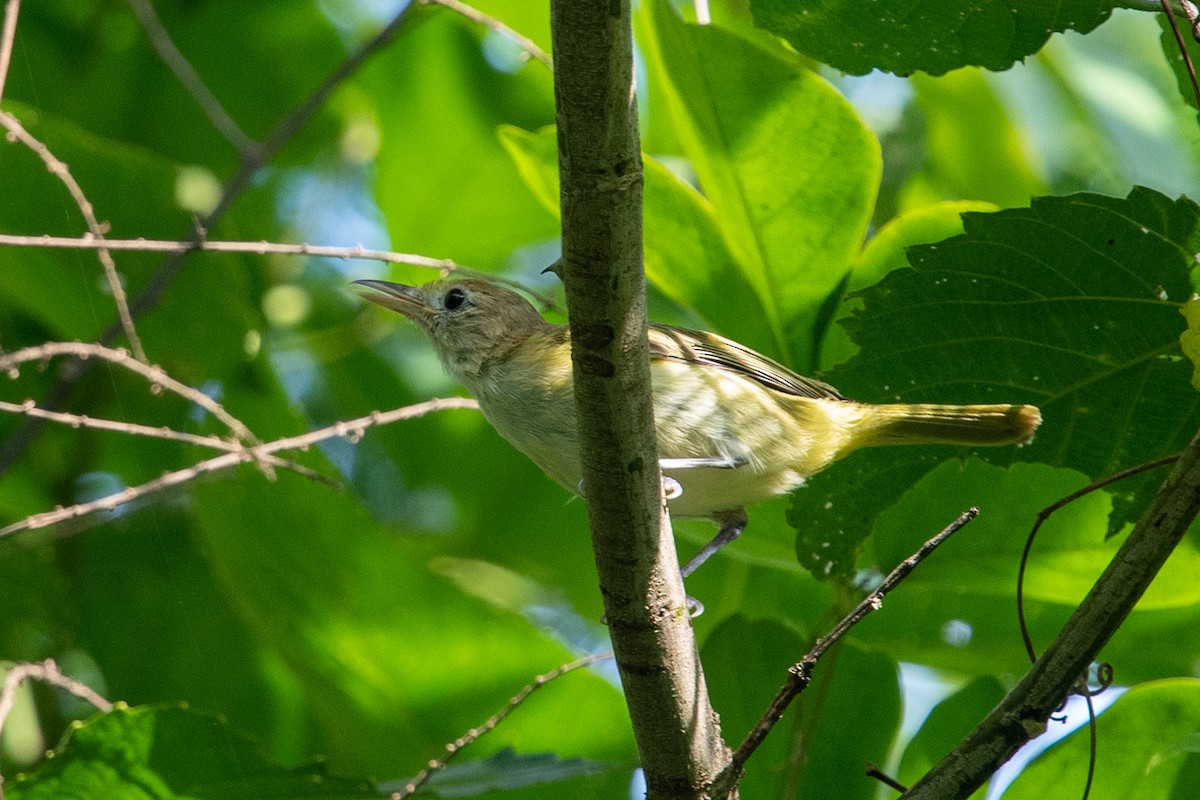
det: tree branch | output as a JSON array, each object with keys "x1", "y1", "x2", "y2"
[
  {"x1": 549, "y1": 2, "x2": 731, "y2": 797},
  {"x1": 903, "y1": 424, "x2": 1200, "y2": 798}
]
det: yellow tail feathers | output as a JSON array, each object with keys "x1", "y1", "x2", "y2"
[{"x1": 864, "y1": 403, "x2": 1042, "y2": 448}]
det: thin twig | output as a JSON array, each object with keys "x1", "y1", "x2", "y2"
[
  {"x1": 126, "y1": 0, "x2": 255, "y2": 154},
  {"x1": 391, "y1": 652, "x2": 612, "y2": 799},
  {"x1": 710, "y1": 508, "x2": 980, "y2": 798},
  {"x1": 0, "y1": 396, "x2": 477, "y2": 539},
  {"x1": 865, "y1": 763, "x2": 908, "y2": 794},
  {"x1": 0, "y1": 398, "x2": 339, "y2": 488},
  {"x1": 0, "y1": 113, "x2": 147, "y2": 362},
  {"x1": 0, "y1": 233, "x2": 458, "y2": 270},
  {"x1": 0, "y1": 342, "x2": 258, "y2": 445},
  {"x1": 0, "y1": 234, "x2": 562, "y2": 310},
  {"x1": 0, "y1": 398, "x2": 240, "y2": 450},
  {"x1": 1015, "y1": 454, "x2": 1179, "y2": 663},
  {"x1": 0, "y1": 0, "x2": 20, "y2": 104},
  {"x1": 421, "y1": 0, "x2": 552, "y2": 68}
]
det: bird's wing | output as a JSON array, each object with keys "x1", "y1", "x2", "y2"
[{"x1": 647, "y1": 323, "x2": 846, "y2": 401}]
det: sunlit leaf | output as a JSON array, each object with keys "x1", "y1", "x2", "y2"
[{"x1": 639, "y1": 0, "x2": 880, "y2": 370}]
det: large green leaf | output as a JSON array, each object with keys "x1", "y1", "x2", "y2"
[
  {"x1": 6, "y1": 705, "x2": 380, "y2": 800},
  {"x1": 792, "y1": 188, "x2": 1200, "y2": 579},
  {"x1": 189, "y1": 360, "x2": 630, "y2": 777},
  {"x1": 704, "y1": 621, "x2": 901, "y2": 800},
  {"x1": 1002, "y1": 680, "x2": 1200, "y2": 800},
  {"x1": 751, "y1": 0, "x2": 1122, "y2": 76},
  {"x1": 365, "y1": 12, "x2": 558, "y2": 273},
  {"x1": 907, "y1": 70, "x2": 1044, "y2": 209},
  {"x1": 639, "y1": 0, "x2": 880, "y2": 370},
  {"x1": 897, "y1": 676, "x2": 1003, "y2": 796},
  {"x1": 498, "y1": 125, "x2": 765, "y2": 349}
]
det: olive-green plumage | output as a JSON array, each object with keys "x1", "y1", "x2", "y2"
[{"x1": 355, "y1": 278, "x2": 1041, "y2": 573}]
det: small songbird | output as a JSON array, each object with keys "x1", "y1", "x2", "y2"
[{"x1": 354, "y1": 278, "x2": 1041, "y2": 577}]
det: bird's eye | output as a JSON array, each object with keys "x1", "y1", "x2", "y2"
[{"x1": 444, "y1": 287, "x2": 467, "y2": 310}]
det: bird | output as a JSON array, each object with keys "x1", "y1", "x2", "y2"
[{"x1": 354, "y1": 278, "x2": 1041, "y2": 578}]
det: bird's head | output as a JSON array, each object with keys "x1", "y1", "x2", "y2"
[{"x1": 353, "y1": 278, "x2": 551, "y2": 381}]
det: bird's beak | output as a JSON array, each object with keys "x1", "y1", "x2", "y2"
[{"x1": 352, "y1": 280, "x2": 433, "y2": 320}]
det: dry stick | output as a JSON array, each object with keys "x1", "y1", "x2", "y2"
[
  {"x1": 126, "y1": 0, "x2": 254, "y2": 154},
  {"x1": 0, "y1": 342, "x2": 257, "y2": 445},
  {"x1": 709, "y1": 508, "x2": 981, "y2": 799},
  {"x1": 0, "y1": 398, "x2": 239, "y2": 451},
  {"x1": 0, "y1": 5, "x2": 421, "y2": 477},
  {"x1": 0, "y1": 0, "x2": 20, "y2": 104},
  {"x1": 0, "y1": 113, "x2": 147, "y2": 363},
  {"x1": 0, "y1": 234, "x2": 562, "y2": 311},
  {"x1": 0, "y1": 396, "x2": 477, "y2": 539},
  {"x1": 422, "y1": 0, "x2": 552, "y2": 68},
  {"x1": 391, "y1": 652, "x2": 613, "y2": 799},
  {"x1": 0, "y1": 399, "x2": 334, "y2": 488}
]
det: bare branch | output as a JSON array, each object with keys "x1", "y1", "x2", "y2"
[
  {"x1": 422, "y1": 0, "x2": 552, "y2": 68},
  {"x1": 0, "y1": 112, "x2": 147, "y2": 362},
  {"x1": 0, "y1": 396, "x2": 477, "y2": 539},
  {"x1": 0, "y1": 234, "x2": 561, "y2": 310},
  {"x1": 126, "y1": 0, "x2": 254, "y2": 153},
  {"x1": 0, "y1": 341, "x2": 257, "y2": 445},
  {"x1": 0, "y1": 659, "x2": 113, "y2": 736},
  {"x1": 392, "y1": 652, "x2": 613, "y2": 799},
  {"x1": 0, "y1": 398, "x2": 240, "y2": 451},
  {"x1": 0, "y1": 0, "x2": 19, "y2": 104},
  {"x1": 710, "y1": 508, "x2": 979, "y2": 798}
]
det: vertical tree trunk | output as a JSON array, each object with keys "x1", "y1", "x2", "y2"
[{"x1": 548, "y1": 1, "x2": 733, "y2": 797}]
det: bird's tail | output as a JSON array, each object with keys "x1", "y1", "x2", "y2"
[{"x1": 861, "y1": 403, "x2": 1042, "y2": 448}]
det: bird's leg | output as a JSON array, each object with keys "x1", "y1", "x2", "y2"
[{"x1": 681, "y1": 509, "x2": 748, "y2": 578}]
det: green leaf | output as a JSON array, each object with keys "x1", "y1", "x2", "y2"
[
  {"x1": 380, "y1": 749, "x2": 617, "y2": 797},
  {"x1": 907, "y1": 70, "x2": 1044, "y2": 209},
  {"x1": 1160, "y1": 12, "x2": 1200, "y2": 124},
  {"x1": 189, "y1": 366, "x2": 629, "y2": 776},
  {"x1": 639, "y1": 0, "x2": 880, "y2": 370},
  {"x1": 702, "y1": 616, "x2": 803, "y2": 798},
  {"x1": 705, "y1": 621, "x2": 900, "y2": 799},
  {"x1": 1182, "y1": 298, "x2": 1200, "y2": 391},
  {"x1": 6, "y1": 705, "x2": 380, "y2": 800},
  {"x1": 499, "y1": 125, "x2": 765, "y2": 346},
  {"x1": 751, "y1": 0, "x2": 1121, "y2": 77},
  {"x1": 792, "y1": 641, "x2": 901, "y2": 800},
  {"x1": 896, "y1": 676, "x2": 1003, "y2": 795},
  {"x1": 792, "y1": 188, "x2": 1200, "y2": 579},
  {"x1": 366, "y1": 12, "x2": 558, "y2": 273},
  {"x1": 822, "y1": 200, "x2": 997, "y2": 368},
  {"x1": 1004, "y1": 680, "x2": 1200, "y2": 800}
]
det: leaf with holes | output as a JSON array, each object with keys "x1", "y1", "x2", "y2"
[
  {"x1": 752, "y1": 0, "x2": 1121, "y2": 76},
  {"x1": 792, "y1": 187, "x2": 1200, "y2": 579}
]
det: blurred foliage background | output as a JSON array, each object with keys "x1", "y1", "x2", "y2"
[{"x1": 1, "y1": 0, "x2": 1199, "y2": 798}]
